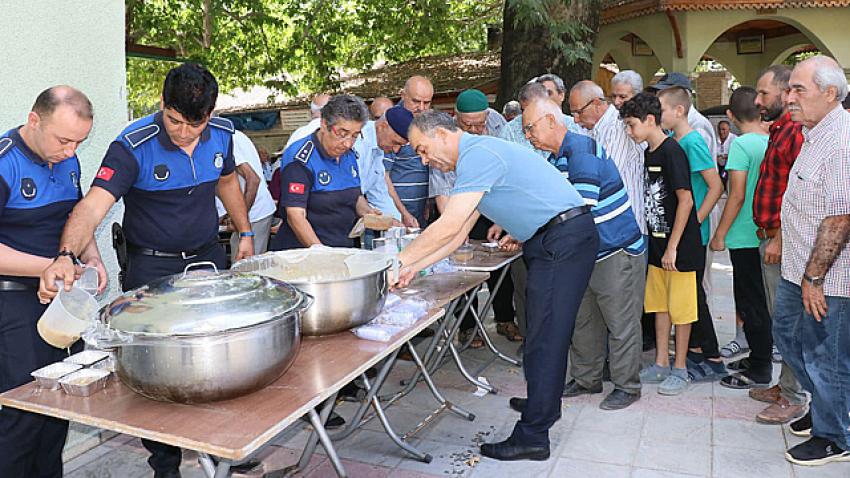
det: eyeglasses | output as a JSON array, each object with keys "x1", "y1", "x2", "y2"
[
  {"x1": 329, "y1": 125, "x2": 363, "y2": 143},
  {"x1": 570, "y1": 98, "x2": 603, "y2": 117},
  {"x1": 522, "y1": 115, "x2": 547, "y2": 134}
]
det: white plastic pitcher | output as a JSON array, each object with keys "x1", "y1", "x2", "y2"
[{"x1": 37, "y1": 271, "x2": 99, "y2": 349}]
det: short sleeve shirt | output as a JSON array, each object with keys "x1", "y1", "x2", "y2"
[
  {"x1": 91, "y1": 112, "x2": 235, "y2": 252},
  {"x1": 678, "y1": 131, "x2": 715, "y2": 245},
  {"x1": 644, "y1": 138, "x2": 704, "y2": 272},
  {"x1": 723, "y1": 133, "x2": 768, "y2": 249},
  {"x1": 215, "y1": 130, "x2": 276, "y2": 222},
  {"x1": 273, "y1": 133, "x2": 361, "y2": 249},
  {"x1": 452, "y1": 134, "x2": 584, "y2": 242},
  {"x1": 0, "y1": 128, "x2": 82, "y2": 285}
]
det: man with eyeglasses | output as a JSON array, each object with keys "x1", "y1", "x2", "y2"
[
  {"x1": 500, "y1": 81, "x2": 583, "y2": 159},
  {"x1": 269, "y1": 94, "x2": 382, "y2": 250}
]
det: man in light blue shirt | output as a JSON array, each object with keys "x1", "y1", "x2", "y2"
[
  {"x1": 500, "y1": 81, "x2": 584, "y2": 158},
  {"x1": 394, "y1": 110, "x2": 599, "y2": 462},
  {"x1": 352, "y1": 113, "x2": 408, "y2": 220}
]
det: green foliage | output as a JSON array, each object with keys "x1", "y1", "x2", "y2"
[
  {"x1": 126, "y1": 0, "x2": 501, "y2": 115},
  {"x1": 507, "y1": 0, "x2": 596, "y2": 66}
]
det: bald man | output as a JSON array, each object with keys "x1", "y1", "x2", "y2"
[
  {"x1": 370, "y1": 97, "x2": 394, "y2": 120},
  {"x1": 384, "y1": 76, "x2": 434, "y2": 227}
]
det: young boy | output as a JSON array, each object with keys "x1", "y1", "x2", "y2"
[
  {"x1": 657, "y1": 86, "x2": 727, "y2": 382},
  {"x1": 621, "y1": 93, "x2": 704, "y2": 395},
  {"x1": 708, "y1": 87, "x2": 773, "y2": 389}
]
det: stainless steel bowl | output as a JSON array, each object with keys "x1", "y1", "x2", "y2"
[{"x1": 89, "y1": 266, "x2": 311, "y2": 403}]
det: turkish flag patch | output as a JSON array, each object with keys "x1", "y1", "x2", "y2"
[
  {"x1": 96, "y1": 166, "x2": 115, "y2": 181},
  {"x1": 288, "y1": 182, "x2": 305, "y2": 194}
]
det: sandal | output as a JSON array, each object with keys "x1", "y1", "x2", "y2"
[
  {"x1": 687, "y1": 361, "x2": 728, "y2": 383},
  {"x1": 496, "y1": 322, "x2": 523, "y2": 342},
  {"x1": 720, "y1": 339, "x2": 750, "y2": 358},
  {"x1": 720, "y1": 372, "x2": 770, "y2": 390},
  {"x1": 459, "y1": 329, "x2": 485, "y2": 349}
]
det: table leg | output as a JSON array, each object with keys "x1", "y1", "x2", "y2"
[
  {"x1": 277, "y1": 393, "x2": 347, "y2": 477},
  {"x1": 330, "y1": 350, "x2": 400, "y2": 441},
  {"x1": 360, "y1": 373, "x2": 433, "y2": 463},
  {"x1": 465, "y1": 266, "x2": 522, "y2": 367},
  {"x1": 405, "y1": 342, "x2": 475, "y2": 422},
  {"x1": 197, "y1": 453, "x2": 233, "y2": 478}
]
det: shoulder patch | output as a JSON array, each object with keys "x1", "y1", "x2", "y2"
[
  {"x1": 208, "y1": 117, "x2": 235, "y2": 134},
  {"x1": 0, "y1": 137, "x2": 12, "y2": 158},
  {"x1": 124, "y1": 124, "x2": 160, "y2": 149},
  {"x1": 295, "y1": 140, "x2": 314, "y2": 164}
]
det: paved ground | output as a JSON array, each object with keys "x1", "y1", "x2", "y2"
[{"x1": 62, "y1": 250, "x2": 850, "y2": 478}]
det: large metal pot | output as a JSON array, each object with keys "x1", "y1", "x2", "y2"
[
  {"x1": 89, "y1": 264, "x2": 311, "y2": 404},
  {"x1": 232, "y1": 249, "x2": 391, "y2": 336}
]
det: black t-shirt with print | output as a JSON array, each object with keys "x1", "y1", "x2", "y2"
[{"x1": 644, "y1": 137, "x2": 704, "y2": 272}]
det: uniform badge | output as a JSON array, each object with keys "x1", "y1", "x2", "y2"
[
  {"x1": 295, "y1": 141, "x2": 314, "y2": 164},
  {"x1": 21, "y1": 178, "x2": 36, "y2": 200},
  {"x1": 214, "y1": 152, "x2": 224, "y2": 169},
  {"x1": 70, "y1": 171, "x2": 80, "y2": 190},
  {"x1": 96, "y1": 166, "x2": 115, "y2": 181},
  {"x1": 318, "y1": 170, "x2": 331, "y2": 186},
  {"x1": 351, "y1": 165, "x2": 358, "y2": 178},
  {"x1": 153, "y1": 164, "x2": 171, "y2": 181}
]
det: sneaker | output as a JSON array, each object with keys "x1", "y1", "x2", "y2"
[
  {"x1": 640, "y1": 364, "x2": 670, "y2": 384},
  {"x1": 720, "y1": 339, "x2": 749, "y2": 359},
  {"x1": 756, "y1": 398, "x2": 807, "y2": 425},
  {"x1": 790, "y1": 411, "x2": 812, "y2": 437},
  {"x1": 658, "y1": 369, "x2": 689, "y2": 395},
  {"x1": 785, "y1": 437, "x2": 850, "y2": 466},
  {"x1": 772, "y1": 345, "x2": 783, "y2": 363},
  {"x1": 599, "y1": 389, "x2": 640, "y2": 410},
  {"x1": 562, "y1": 379, "x2": 602, "y2": 397}
]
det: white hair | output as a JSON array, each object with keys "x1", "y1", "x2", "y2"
[
  {"x1": 570, "y1": 80, "x2": 605, "y2": 101},
  {"x1": 611, "y1": 70, "x2": 644, "y2": 94},
  {"x1": 801, "y1": 55, "x2": 848, "y2": 102},
  {"x1": 529, "y1": 97, "x2": 563, "y2": 119}
]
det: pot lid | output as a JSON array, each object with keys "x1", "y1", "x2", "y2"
[{"x1": 101, "y1": 266, "x2": 307, "y2": 336}]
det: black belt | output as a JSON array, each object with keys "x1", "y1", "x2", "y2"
[
  {"x1": 0, "y1": 280, "x2": 34, "y2": 291},
  {"x1": 536, "y1": 205, "x2": 591, "y2": 237},
  {"x1": 127, "y1": 240, "x2": 218, "y2": 260}
]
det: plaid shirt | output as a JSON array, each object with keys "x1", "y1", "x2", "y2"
[
  {"x1": 781, "y1": 106, "x2": 850, "y2": 297},
  {"x1": 753, "y1": 112, "x2": 803, "y2": 229}
]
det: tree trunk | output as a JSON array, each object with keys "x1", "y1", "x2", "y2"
[{"x1": 497, "y1": 0, "x2": 601, "y2": 111}]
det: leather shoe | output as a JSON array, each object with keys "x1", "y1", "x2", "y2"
[
  {"x1": 562, "y1": 379, "x2": 602, "y2": 398},
  {"x1": 480, "y1": 439, "x2": 550, "y2": 461},
  {"x1": 508, "y1": 397, "x2": 527, "y2": 413},
  {"x1": 749, "y1": 384, "x2": 781, "y2": 404},
  {"x1": 756, "y1": 398, "x2": 806, "y2": 425},
  {"x1": 599, "y1": 389, "x2": 640, "y2": 410}
]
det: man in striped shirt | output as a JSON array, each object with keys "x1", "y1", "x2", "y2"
[
  {"x1": 384, "y1": 76, "x2": 433, "y2": 228},
  {"x1": 524, "y1": 97, "x2": 646, "y2": 410}
]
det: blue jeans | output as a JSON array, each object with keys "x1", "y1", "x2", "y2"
[{"x1": 773, "y1": 279, "x2": 850, "y2": 449}]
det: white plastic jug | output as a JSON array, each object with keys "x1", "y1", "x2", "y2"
[{"x1": 37, "y1": 271, "x2": 99, "y2": 349}]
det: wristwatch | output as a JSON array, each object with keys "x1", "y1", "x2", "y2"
[
  {"x1": 55, "y1": 249, "x2": 80, "y2": 265},
  {"x1": 803, "y1": 273, "x2": 825, "y2": 287},
  {"x1": 239, "y1": 231, "x2": 255, "y2": 238}
]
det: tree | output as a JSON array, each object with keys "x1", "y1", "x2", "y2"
[
  {"x1": 125, "y1": 0, "x2": 501, "y2": 115},
  {"x1": 497, "y1": 0, "x2": 600, "y2": 109}
]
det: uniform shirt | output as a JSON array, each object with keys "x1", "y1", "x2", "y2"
[
  {"x1": 215, "y1": 130, "x2": 276, "y2": 223},
  {"x1": 753, "y1": 112, "x2": 803, "y2": 229},
  {"x1": 678, "y1": 131, "x2": 715, "y2": 245},
  {"x1": 451, "y1": 133, "x2": 584, "y2": 242},
  {"x1": 781, "y1": 105, "x2": 850, "y2": 298},
  {"x1": 723, "y1": 133, "x2": 768, "y2": 249},
  {"x1": 589, "y1": 104, "x2": 647, "y2": 235},
  {"x1": 0, "y1": 128, "x2": 82, "y2": 286},
  {"x1": 644, "y1": 137, "x2": 704, "y2": 272},
  {"x1": 500, "y1": 113, "x2": 584, "y2": 159},
  {"x1": 92, "y1": 112, "x2": 235, "y2": 252},
  {"x1": 549, "y1": 132, "x2": 644, "y2": 261},
  {"x1": 384, "y1": 143, "x2": 428, "y2": 224},
  {"x1": 351, "y1": 121, "x2": 401, "y2": 220},
  {"x1": 275, "y1": 133, "x2": 361, "y2": 249}
]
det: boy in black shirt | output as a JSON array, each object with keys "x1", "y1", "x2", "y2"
[{"x1": 620, "y1": 94, "x2": 703, "y2": 396}]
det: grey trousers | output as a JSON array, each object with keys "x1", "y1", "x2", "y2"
[
  {"x1": 759, "y1": 238, "x2": 807, "y2": 406},
  {"x1": 230, "y1": 214, "x2": 273, "y2": 262},
  {"x1": 511, "y1": 259, "x2": 528, "y2": 335},
  {"x1": 569, "y1": 250, "x2": 645, "y2": 393}
]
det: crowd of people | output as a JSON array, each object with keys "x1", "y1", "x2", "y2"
[{"x1": 1, "y1": 53, "x2": 849, "y2": 477}]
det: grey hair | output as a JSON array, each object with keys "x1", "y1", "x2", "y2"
[
  {"x1": 611, "y1": 70, "x2": 644, "y2": 94},
  {"x1": 536, "y1": 74, "x2": 566, "y2": 93},
  {"x1": 570, "y1": 80, "x2": 605, "y2": 101},
  {"x1": 321, "y1": 95, "x2": 369, "y2": 127},
  {"x1": 518, "y1": 82, "x2": 549, "y2": 103},
  {"x1": 502, "y1": 100, "x2": 521, "y2": 117},
  {"x1": 409, "y1": 110, "x2": 458, "y2": 137},
  {"x1": 805, "y1": 56, "x2": 849, "y2": 102}
]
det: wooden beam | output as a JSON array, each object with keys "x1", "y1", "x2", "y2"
[
  {"x1": 665, "y1": 9, "x2": 684, "y2": 59},
  {"x1": 126, "y1": 42, "x2": 184, "y2": 62}
]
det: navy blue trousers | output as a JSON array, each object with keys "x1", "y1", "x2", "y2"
[
  {"x1": 123, "y1": 246, "x2": 226, "y2": 474},
  {"x1": 0, "y1": 289, "x2": 79, "y2": 478},
  {"x1": 508, "y1": 213, "x2": 598, "y2": 447}
]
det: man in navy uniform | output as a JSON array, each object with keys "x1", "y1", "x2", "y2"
[
  {"x1": 395, "y1": 110, "x2": 598, "y2": 461},
  {"x1": 40, "y1": 64, "x2": 253, "y2": 478},
  {"x1": 0, "y1": 86, "x2": 105, "y2": 478}
]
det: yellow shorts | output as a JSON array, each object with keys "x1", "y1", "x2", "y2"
[{"x1": 644, "y1": 265, "x2": 698, "y2": 325}]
